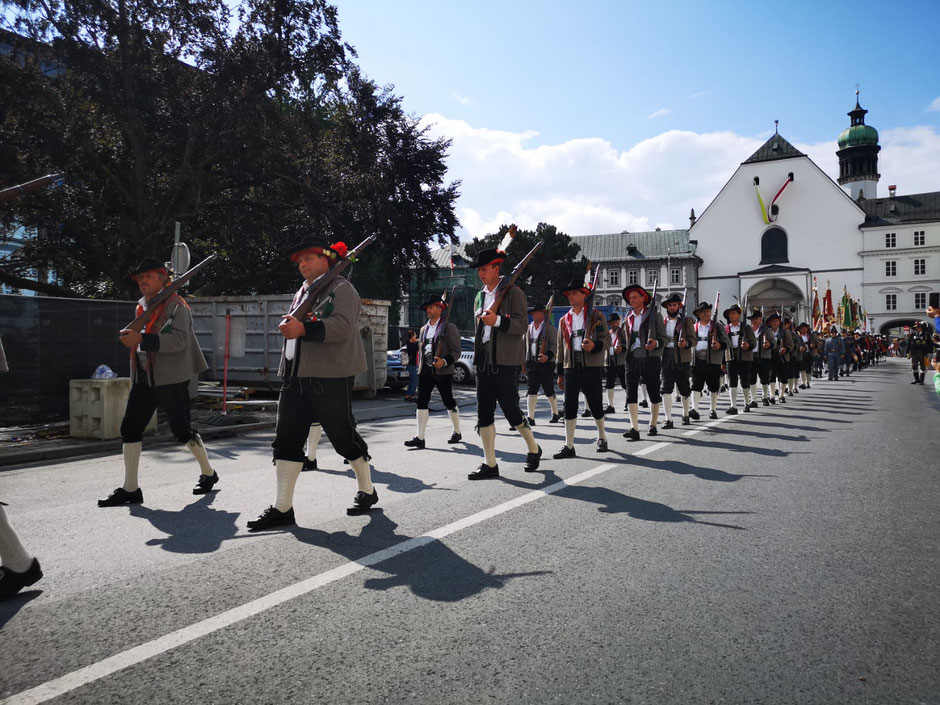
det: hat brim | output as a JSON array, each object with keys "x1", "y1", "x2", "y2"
[{"x1": 621, "y1": 285, "x2": 652, "y2": 305}]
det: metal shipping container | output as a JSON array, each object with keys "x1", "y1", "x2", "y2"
[{"x1": 189, "y1": 295, "x2": 389, "y2": 396}]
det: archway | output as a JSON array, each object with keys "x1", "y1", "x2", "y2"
[
  {"x1": 877, "y1": 318, "x2": 921, "y2": 337},
  {"x1": 744, "y1": 278, "x2": 805, "y2": 319}
]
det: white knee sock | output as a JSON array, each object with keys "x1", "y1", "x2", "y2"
[
  {"x1": 480, "y1": 424, "x2": 497, "y2": 466},
  {"x1": 122, "y1": 441, "x2": 142, "y2": 492},
  {"x1": 649, "y1": 402, "x2": 660, "y2": 429},
  {"x1": 274, "y1": 459, "x2": 303, "y2": 512},
  {"x1": 527, "y1": 394, "x2": 537, "y2": 419},
  {"x1": 607, "y1": 388, "x2": 615, "y2": 406},
  {"x1": 730, "y1": 387, "x2": 739, "y2": 408},
  {"x1": 349, "y1": 456, "x2": 374, "y2": 494},
  {"x1": 449, "y1": 408, "x2": 461, "y2": 434},
  {"x1": 762, "y1": 383, "x2": 770, "y2": 399},
  {"x1": 594, "y1": 416, "x2": 607, "y2": 441},
  {"x1": 640, "y1": 384, "x2": 648, "y2": 403},
  {"x1": 771, "y1": 381, "x2": 778, "y2": 396},
  {"x1": 628, "y1": 403, "x2": 639, "y2": 430},
  {"x1": 187, "y1": 434, "x2": 214, "y2": 476},
  {"x1": 548, "y1": 395, "x2": 559, "y2": 415},
  {"x1": 693, "y1": 391, "x2": 701, "y2": 411},
  {"x1": 0, "y1": 504, "x2": 33, "y2": 572},
  {"x1": 416, "y1": 408, "x2": 429, "y2": 440},
  {"x1": 515, "y1": 422, "x2": 539, "y2": 453},
  {"x1": 564, "y1": 418, "x2": 576, "y2": 448},
  {"x1": 682, "y1": 395, "x2": 690, "y2": 416},
  {"x1": 710, "y1": 392, "x2": 718, "y2": 412},
  {"x1": 306, "y1": 424, "x2": 322, "y2": 461},
  {"x1": 663, "y1": 394, "x2": 673, "y2": 420}
]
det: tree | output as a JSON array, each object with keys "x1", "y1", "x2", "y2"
[
  {"x1": 465, "y1": 223, "x2": 588, "y2": 308},
  {"x1": 0, "y1": 0, "x2": 458, "y2": 302}
]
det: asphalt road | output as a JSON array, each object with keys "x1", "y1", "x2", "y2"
[{"x1": 1, "y1": 360, "x2": 938, "y2": 705}]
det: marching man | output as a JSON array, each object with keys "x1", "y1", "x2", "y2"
[
  {"x1": 767, "y1": 312, "x2": 792, "y2": 403},
  {"x1": 690, "y1": 301, "x2": 730, "y2": 420},
  {"x1": 604, "y1": 313, "x2": 628, "y2": 415},
  {"x1": 661, "y1": 293, "x2": 696, "y2": 427},
  {"x1": 404, "y1": 294, "x2": 462, "y2": 449},
  {"x1": 524, "y1": 303, "x2": 561, "y2": 425},
  {"x1": 723, "y1": 303, "x2": 757, "y2": 415},
  {"x1": 622, "y1": 284, "x2": 667, "y2": 440},
  {"x1": 99, "y1": 258, "x2": 217, "y2": 507},
  {"x1": 553, "y1": 276, "x2": 612, "y2": 458},
  {"x1": 248, "y1": 237, "x2": 377, "y2": 530}
]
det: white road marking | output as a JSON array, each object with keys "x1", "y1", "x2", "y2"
[{"x1": 0, "y1": 404, "x2": 769, "y2": 705}]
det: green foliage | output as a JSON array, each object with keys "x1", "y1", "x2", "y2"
[
  {"x1": 465, "y1": 222, "x2": 587, "y2": 307},
  {"x1": 0, "y1": 0, "x2": 458, "y2": 301}
]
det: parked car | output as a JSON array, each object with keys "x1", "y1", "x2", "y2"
[
  {"x1": 452, "y1": 337, "x2": 527, "y2": 385},
  {"x1": 385, "y1": 347, "x2": 410, "y2": 389}
]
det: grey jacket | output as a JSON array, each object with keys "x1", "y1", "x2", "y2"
[
  {"x1": 771, "y1": 327, "x2": 795, "y2": 363},
  {"x1": 725, "y1": 323, "x2": 758, "y2": 362},
  {"x1": 692, "y1": 320, "x2": 730, "y2": 366},
  {"x1": 473, "y1": 282, "x2": 528, "y2": 367},
  {"x1": 624, "y1": 308, "x2": 669, "y2": 359},
  {"x1": 525, "y1": 321, "x2": 558, "y2": 364},
  {"x1": 418, "y1": 320, "x2": 461, "y2": 376},
  {"x1": 663, "y1": 315, "x2": 698, "y2": 365},
  {"x1": 755, "y1": 324, "x2": 776, "y2": 360},
  {"x1": 137, "y1": 295, "x2": 208, "y2": 386},
  {"x1": 278, "y1": 276, "x2": 367, "y2": 379},
  {"x1": 555, "y1": 308, "x2": 611, "y2": 372},
  {"x1": 606, "y1": 325, "x2": 627, "y2": 366}
]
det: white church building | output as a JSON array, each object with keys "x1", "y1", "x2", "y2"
[{"x1": 690, "y1": 97, "x2": 939, "y2": 334}]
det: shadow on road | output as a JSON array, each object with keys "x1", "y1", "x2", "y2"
[
  {"x1": 0, "y1": 589, "x2": 41, "y2": 628},
  {"x1": 129, "y1": 493, "x2": 245, "y2": 553},
  {"x1": 291, "y1": 510, "x2": 551, "y2": 602}
]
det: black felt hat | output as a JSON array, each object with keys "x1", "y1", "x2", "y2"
[
  {"x1": 661, "y1": 293, "x2": 683, "y2": 308},
  {"x1": 469, "y1": 248, "x2": 506, "y2": 269},
  {"x1": 561, "y1": 277, "x2": 591, "y2": 295},
  {"x1": 607, "y1": 312, "x2": 621, "y2": 321},
  {"x1": 747, "y1": 309, "x2": 763, "y2": 319},
  {"x1": 621, "y1": 284, "x2": 652, "y2": 306},
  {"x1": 797, "y1": 321, "x2": 810, "y2": 330},
  {"x1": 285, "y1": 236, "x2": 344, "y2": 265},
  {"x1": 127, "y1": 257, "x2": 168, "y2": 281},
  {"x1": 528, "y1": 303, "x2": 547, "y2": 313},
  {"x1": 765, "y1": 311, "x2": 781, "y2": 323},
  {"x1": 692, "y1": 301, "x2": 712, "y2": 317},
  {"x1": 420, "y1": 296, "x2": 448, "y2": 311},
  {"x1": 722, "y1": 304, "x2": 743, "y2": 321}
]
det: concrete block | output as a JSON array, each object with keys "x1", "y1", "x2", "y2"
[{"x1": 69, "y1": 378, "x2": 156, "y2": 439}]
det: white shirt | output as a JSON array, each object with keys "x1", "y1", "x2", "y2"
[
  {"x1": 664, "y1": 316, "x2": 677, "y2": 347},
  {"x1": 696, "y1": 322, "x2": 711, "y2": 351},
  {"x1": 424, "y1": 318, "x2": 441, "y2": 360},
  {"x1": 608, "y1": 326, "x2": 620, "y2": 358},
  {"x1": 728, "y1": 323, "x2": 740, "y2": 348},
  {"x1": 630, "y1": 311, "x2": 644, "y2": 350},
  {"x1": 479, "y1": 285, "x2": 498, "y2": 343},
  {"x1": 801, "y1": 334, "x2": 809, "y2": 343},
  {"x1": 529, "y1": 321, "x2": 544, "y2": 357},
  {"x1": 570, "y1": 309, "x2": 585, "y2": 352}
]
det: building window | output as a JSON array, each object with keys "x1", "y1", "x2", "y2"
[
  {"x1": 607, "y1": 269, "x2": 620, "y2": 287},
  {"x1": 914, "y1": 292, "x2": 926, "y2": 309},
  {"x1": 885, "y1": 294, "x2": 897, "y2": 310},
  {"x1": 646, "y1": 268, "x2": 658, "y2": 286},
  {"x1": 885, "y1": 260, "x2": 896, "y2": 277},
  {"x1": 914, "y1": 259, "x2": 926, "y2": 276},
  {"x1": 885, "y1": 232, "x2": 896, "y2": 248},
  {"x1": 759, "y1": 227, "x2": 788, "y2": 264},
  {"x1": 914, "y1": 231, "x2": 925, "y2": 246},
  {"x1": 628, "y1": 269, "x2": 638, "y2": 285},
  {"x1": 670, "y1": 267, "x2": 681, "y2": 285}
]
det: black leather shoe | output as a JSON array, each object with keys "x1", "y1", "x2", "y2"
[
  {"x1": 799, "y1": 384, "x2": 807, "y2": 390},
  {"x1": 647, "y1": 427, "x2": 658, "y2": 437},
  {"x1": 749, "y1": 401, "x2": 758, "y2": 409},
  {"x1": 302, "y1": 457, "x2": 318, "y2": 472},
  {"x1": 524, "y1": 446, "x2": 543, "y2": 472},
  {"x1": 779, "y1": 396, "x2": 786, "y2": 404},
  {"x1": 404, "y1": 436, "x2": 426, "y2": 449},
  {"x1": 681, "y1": 416, "x2": 691, "y2": 425},
  {"x1": 581, "y1": 409, "x2": 591, "y2": 418},
  {"x1": 526, "y1": 417, "x2": 536, "y2": 426},
  {"x1": 709, "y1": 410, "x2": 718, "y2": 419},
  {"x1": 98, "y1": 487, "x2": 143, "y2": 507},
  {"x1": 910, "y1": 379, "x2": 919, "y2": 384},
  {"x1": 0, "y1": 558, "x2": 43, "y2": 601},
  {"x1": 743, "y1": 404, "x2": 751, "y2": 413},
  {"x1": 770, "y1": 397, "x2": 776, "y2": 405},
  {"x1": 763, "y1": 398, "x2": 770, "y2": 406},
  {"x1": 663, "y1": 420, "x2": 674, "y2": 429},
  {"x1": 604, "y1": 405, "x2": 615, "y2": 414},
  {"x1": 468, "y1": 464, "x2": 499, "y2": 480},
  {"x1": 247, "y1": 506, "x2": 295, "y2": 532},
  {"x1": 347, "y1": 490, "x2": 379, "y2": 515},
  {"x1": 549, "y1": 414, "x2": 562, "y2": 424},
  {"x1": 725, "y1": 407, "x2": 738, "y2": 415},
  {"x1": 639, "y1": 400, "x2": 649, "y2": 408},
  {"x1": 622, "y1": 428, "x2": 640, "y2": 441},
  {"x1": 553, "y1": 445, "x2": 576, "y2": 460},
  {"x1": 596, "y1": 438, "x2": 609, "y2": 452},
  {"x1": 689, "y1": 409, "x2": 700, "y2": 420},
  {"x1": 447, "y1": 432, "x2": 462, "y2": 444},
  {"x1": 719, "y1": 385, "x2": 728, "y2": 393},
  {"x1": 193, "y1": 471, "x2": 219, "y2": 495}
]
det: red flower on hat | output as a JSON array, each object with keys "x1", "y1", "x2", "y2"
[{"x1": 331, "y1": 241, "x2": 348, "y2": 257}]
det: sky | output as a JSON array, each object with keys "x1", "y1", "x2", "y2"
[{"x1": 331, "y1": 0, "x2": 940, "y2": 240}]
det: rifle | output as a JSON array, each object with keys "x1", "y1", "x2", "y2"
[
  {"x1": 676, "y1": 287, "x2": 689, "y2": 348},
  {"x1": 538, "y1": 293, "x2": 555, "y2": 359},
  {"x1": 287, "y1": 235, "x2": 377, "y2": 323},
  {"x1": 0, "y1": 173, "x2": 64, "y2": 205},
  {"x1": 583, "y1": 262, "x2": 603, "y2": 340},
  {"x1": 488, "y1": 240, "x2": 544, "y2": 315},
  {"x1": 123, "y1": 254, "x2": 218, "y2": 333},
  {"x1": 708, "y1": 290, "x2": 721, "y2": 350},
  {"x1": 432, "y1": 286, "x2": 458, "y2": 365}
]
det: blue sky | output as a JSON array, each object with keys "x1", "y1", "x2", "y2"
[{"x1": 334, "y1": 1, "x2": 940, "y2": 239}]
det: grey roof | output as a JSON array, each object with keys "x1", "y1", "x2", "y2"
[
  {"x1": 572, "y1": 230, "x2": 696, "y2": 262},
  {"x1": 860, "y1": 191, "x2": 940, "y2": 226},
  {"x1": 428, "y1": 242, "x2": 471, "y2": 268},
  {"x1": 742, "y1": 134, "x2": 806, "y2": 164}
]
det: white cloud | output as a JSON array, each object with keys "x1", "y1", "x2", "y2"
[
  {"x1": 691, "y1": 91, "x2": 706, "y2": 99},
  {"x1": 928, "y1": 97, "x2": 940, "y2": 112},
  {"x1": 451, "y1": 91, "x2": 474, "y2": 106},
  {"x1": 648, "y1": 107, "x2": 671, "y2": 119},
  {"x1": 419, "y1": 113, "x2": 940, "y2": 241}
]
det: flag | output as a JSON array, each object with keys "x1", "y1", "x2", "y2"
[
  {"x1": 840, "y1": 287, "x2": 852, "y2": 329},
  {"x1": 823, "y1": 281, "x2": 834, "y2": 325},
  {"x1": 812, "y1": 281, "x2": 821, "y2": 331}
]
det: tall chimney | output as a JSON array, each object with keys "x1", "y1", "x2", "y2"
[
  {"x1": 689, "y1": 208, "x2": 697, "y2": 227},
  {"x1": 888, "y1": 185, "x2": 897, "y2": 197}
]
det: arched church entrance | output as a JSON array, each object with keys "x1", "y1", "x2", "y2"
[
  {"x1": 878, "y1": 318, "x2": 921, "y2": 337},
  {"x1": 744, "y1": 278, "x2": 805, "y2": 320}
]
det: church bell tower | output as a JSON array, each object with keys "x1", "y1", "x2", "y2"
[{"x1": 837, "y1": 91, "x2": 880, "y2": 200}]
